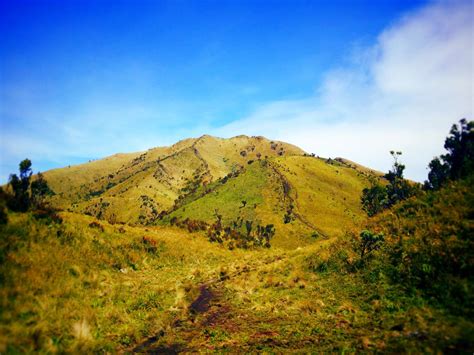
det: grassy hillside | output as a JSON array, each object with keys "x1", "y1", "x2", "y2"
[
  {"x1": 43, "y1": 135, "x2": 306, "y2": 226},
  {"x1": 0, "y1": 211, "x2": 248, "y2": 352},
  {"x1": 1, "y1": 131, "x2": 472, "y2": 352},
  {"x1": 1, "y1": 205, "x2": 471, "y2": 352},
  {"x1": 273, "y1": 156, "x2": 370, "y2": 238},
  {"x1": 38, "y1": 135, "x2": 377, "y2": 249},
  {"x1": 164, "y1": 156, "x2": 373, "y2": 248},
  {"x1": 365, "y1": 176, "x2": 474, "y2": 314}
]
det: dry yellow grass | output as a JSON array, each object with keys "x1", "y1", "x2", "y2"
[
  {"x1": 1, "y1": 135, "x2": 472, "y2": 353},
  {"x1": 1, "y1": 207, "x2": 471, "y2": 353},
  {"x1": 43, "y1": 135, "x2": 305, "y2": 225}
]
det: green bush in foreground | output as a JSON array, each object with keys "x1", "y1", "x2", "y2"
[{"x1": 366, "y1": 176, "x2": 474, "y2": 315}]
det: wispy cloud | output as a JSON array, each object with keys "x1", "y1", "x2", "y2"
[{"x1": 214, "y1": 0, "x2": 473, "y2": 181}]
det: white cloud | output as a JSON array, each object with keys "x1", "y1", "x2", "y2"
[{"x1": 213, "y1": 0, "x2": 473, "y2": 181}]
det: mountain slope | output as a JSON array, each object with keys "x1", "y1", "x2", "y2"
[
  {"x1": 164, "y1": 155, "x2": 371, "y2": 248},
  {"x1": 44, "y1": 135, "x2": 304, "y2": 224},
  {"x1": 42, "y1": 135, "x2": 378, "y2": 248}
]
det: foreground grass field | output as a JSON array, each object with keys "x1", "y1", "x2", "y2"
[
  {"x1": 1, "y1": 207, "x2": 472, "y2": 352},
  {"x1": 0, "y1": 212, "x2": 239, "y2": 352}
]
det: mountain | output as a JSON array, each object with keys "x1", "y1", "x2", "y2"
[
  {"x1": 2, "y1": 154, "x2": 472, "y2": 353},
  {"x1": 43, "y1": 135, "x2": 379, "y2": 248},
  {"x1": 2, "y1": 133, "x2": 473, "y2": 353}
]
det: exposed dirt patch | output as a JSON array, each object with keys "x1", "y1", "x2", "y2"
[
  {"x1": 190, "y1": 285, "x2": 214, "y2": 313},
  {"x1": 142, "y1": 343, "x2": 182, "y2": 354},
  {"x1": 202, "y1": 303, "x2": 232, "y2": 327},
  {"x1": 132, "y1": 256, "x2": 288, "y2": 353},
  {"x1": 132, "y1": 330, "x2": 166, "y2": 353}
]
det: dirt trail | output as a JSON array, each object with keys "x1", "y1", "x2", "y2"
[
  {"x1": 131, "y1": 255, "x2": 286, "y2": 353},
  {"x1": 190, "y1": 285, "x2": 214, "y2": 313}
]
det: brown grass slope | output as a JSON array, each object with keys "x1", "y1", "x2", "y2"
[{"x1": 43, "y1": 135, "x2": 305, "y2": 225}]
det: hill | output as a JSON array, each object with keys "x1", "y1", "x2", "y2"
[
  {"x1": 1, "y1": 178, "x2": 472, "y2": 352},
  {"x1": 1, "y1": 128, "x2": 473, "y2": 353},
  {"x1": 42, "y1": 135, "x2": 378, "y2": 248}
]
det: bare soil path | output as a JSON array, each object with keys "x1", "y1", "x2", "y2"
[{"x1": 131, "y1": 255, "x2": 286, "y2": 353}]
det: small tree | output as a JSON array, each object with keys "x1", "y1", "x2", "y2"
[
  {"x1": 8, "y1": 159, "x2": 33, "y2": 212},
  {"x1": 361, "y1": 152, "x2": 415, "y2": 217},
  {"x1": 443, "y1": 118, "x2": 474, "y2": 180},
  {"x1": 0, "y1": 187, "x2": 8, "y2": 224},
  {"x1": 31, "y1": 172, "x2": 55, "y2": 208},
  {"x1": 359, "y1": 230, "x2": 384, "y2": 259},
  {"x1": 425, "y1": 157, "x2": 449, "y2": 190},
  {"x1": 361, "y1": 183, "x2": 388, "y2": 217},
  {"x1": 7, "y1": 160, "x2": 54, "y2": 212},
  {"x1": 385, "y1": 151, "x2": 414, "y2": 206},
  {"x1": 425, "y1": 119, "x2": 474, "y2": 190}
]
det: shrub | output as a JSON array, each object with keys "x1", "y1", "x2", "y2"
[
  {"x1": 142, "y1": 236, "x2": 158, "y2": 254},
  {"x1": 358, "y1": 230, "x2": 384, "y2": 259},
  {"x1": 89, "y1": 221, "x2": 104, "y2": 232},
  {"x1": 365, "y1": 177, "x2": 474, "y2": 314},
  {"x1": 361, "y1": 152, "x2": 417, "y2": 216},
  {"x1": 31, "y1": 172, "x2": 55, "y2": 208},
  {"x1": 425, "y1": 119, "x2": 474, "y2": 190},
  {"x1": 207, "y1": 215, "x2": 275, "y2": 249},
  {"x1": 0, "y1": 187, "x2": 8, "y2": 225},
  {"x1": 8, "y1": 159, "x2": 32, "y2": 212},
  {"x1": 307, "y1": 239, "x2": 353, "y2": 274},
  {"x1": 361, "y1": 183, "x2": 388, "y2": 217},
  {"x1": 32, "y1": 208, "x2": 63, "y2": 224},
  {"x1": 178, "y1": 218, "x2": 208, "y2": 233}
]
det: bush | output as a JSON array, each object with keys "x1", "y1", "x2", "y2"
[
  {"x1": 307, "y1": 238, "x2": 353, "y2": 274},
  {"x1": 176, "y1": 218, "x2": 208, "y2": 233},
  {"x1": 207, "y1": 216, "x2": 275, "y2": 249},
  {"x1": 89, "y1": 221, "x2": 104, "y2": 232},
  {"x1": 361, "y1": 183, "x2": 388, "y2": 217},
  {"x1": 361, "y1": 152, "x2": 417, "y2": 216},
  {"x1": 0, "y1": 187, "x2": 8, "y2": 225},
  {"x1": 32, "y1": 208, "x2": 63, "y2": 224},
  {"x1": 425, "y1": 119, "x2": 474, "y2": 190},
  {"x1": 365, "y1": 177, "x2": 474, "y2": 314},
  {"x1": 358, "y1": 230, "x2": 384, "y2": 259},
  {"x1": 142, "y1": 236, "x2": 159, "y2": 254},
  {"x1": 6, "y1": 160, "x2": 55, "y2": 213}
]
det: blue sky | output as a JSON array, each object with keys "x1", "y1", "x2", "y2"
[{"x1": 1, "y1": 0, "x2": 472, "y2": 183}]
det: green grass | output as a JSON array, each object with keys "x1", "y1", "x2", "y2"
[
  {"x1": 164, "y1": 156, "x2": 372, "y2": 248},
  {"x1": 37, "y1": 136, "x2": 374, "y2": 248},
  {"x1": 2, "y1": 135, "x2": 471, "y2": 352},
  {"x1": 0, "y1": 212, "x2": 245, "y2": 352},
  {"x1": 166, "y1": 161, "x2": 270, "y2": 225},
  {"x1": 1, "y1": 203, "x2": 472, "y2": 352},
  {"x1": 41, "y1": 135, "x2": 305, "y2": 226},
  {"x1": 274, "y1": 156, "x2": 371, "y2": 238},
  {"x1": 137, "y1": 235, "x2": 473, "y2": 352}
]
